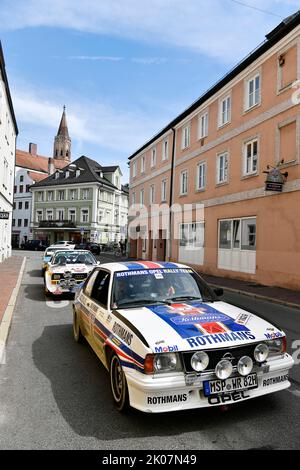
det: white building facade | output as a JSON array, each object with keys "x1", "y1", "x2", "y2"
[{"x1": 0, "y1": 43, "x2": 18, "y2": 262}]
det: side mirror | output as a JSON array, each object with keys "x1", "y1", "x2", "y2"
[{"x1": 214, "y1": 288, "x2": 224, "y2": 297}]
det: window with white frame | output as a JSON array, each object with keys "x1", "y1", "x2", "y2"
[
  {"x1": 216, "y1": 152, "x2": 229, "y2": 184},
  {"x1": 131, "y1": 192, "x2": 136, "y2": 205},
  {"x1": 197, "y1": 161, "x2": 206, "y2": 190},
  {"x1": 37, "y1": 191, "x2": 44, "y2": 202},
  {"x1": 36, "y1": 210, "x2": 43, "y2": 222},
  {"x1": 198, "y1": 112, "x2": 208, "y2": 139},
  {"x1": 140, "y1": 189, "x2": 144, "y2": 205},
  {"x1": 69, "y1": 209, "x2": 76, "y2": 222},
  {"x1": 149, "y1": 185, "x2": 155, "y2": 204},
  {"x1": 180, "y1": 170, "x2": 188, "y2": 195},
  {"x1": 181, "y1": 124, "x2": 190, "y2": 149},
  {"x1": 162, "y1": 139, "x2": 168, "y2": 160},
  {"x1": 244, "y1": 139, "x2": 258, "y2": 175},
  {"x1": 47, "y1": 191, "x2": 53, "y2": 201},
  {"x1": 219, "y1": 218, "x2": 256, "y2": 251},
  {"x1": 151, "y1": 147, "x2": 156, "y2": 167},
  {"x1": 161, "y1": 179, "x2": 167, "y2": 201},
  {"x1": 98, "y1": 210, "x2": 104, "y2": 223},
  {"x1": 57, "y1": 209, "x2": 64, "y2": 221},
  {"x1": 141, "y1": 155, "x2": 145, "y2": 173},
  {"x1": 46, "y1": 210, "x2": 53, "y2": 221},
  {"x1": 179, "y1": 222, "x2": 204, "y2": 250},
  {"x1": 219, "y1": 96, "x2": 231, "y2": 127},
  {"x1": 81, "y1": 209, "x2": 89, "y2": 223},
  {"x1": 246, "y1": 74, "x2": 260, "y2": 109},
  {"x1": 82, "y1": 188, "x2": 89, "y2": 200},
  {"x1": 57, "y1": 190, "x2": 65, "y2": 201},
  {"x1": 70, "y1": 189, "x2": 77, "y2": 200},
  {"x1": 132, "y1": 161, "x2": 136, "y2": 178}
]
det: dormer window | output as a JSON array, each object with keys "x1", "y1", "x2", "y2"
[
  {"x1": 76, "y1": 169, "x2": 80, "y2": 177},
  {"x1": 55, "y1": 172, "x2": 59, "y2": 179},
  {"x1": 65, "y1": 170, "x2": 69, "y2": 178}
]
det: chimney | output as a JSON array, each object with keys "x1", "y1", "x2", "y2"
[
  {"x1": 29, "y1": 143, "x2": 37, "y2": 156},
  {"x1": 48, "y1": 158, "x2": 55, "y2": 175}
]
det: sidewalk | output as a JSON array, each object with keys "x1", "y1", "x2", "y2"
[
  {"x1": 0, "y1": 255, "x2": 25, "y2": 324},
  {"x1": 201, "y1": 272, "x2": 300, "y2": 308}
]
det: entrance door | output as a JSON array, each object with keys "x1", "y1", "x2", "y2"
[{"x1": 156, "y1": 230, "x2": 166, "y2": 261}]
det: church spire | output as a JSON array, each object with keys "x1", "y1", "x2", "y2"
[{"x1": 53, "y1": 106, "x2": 71, "y2": 161}]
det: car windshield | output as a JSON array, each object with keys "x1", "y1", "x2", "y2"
[
  {"x1": 53, "y1": 251, "x2": 96, "y2": 265},
  {"x1": 112, "y1": 268, "x2": 214, "y2": 308}
]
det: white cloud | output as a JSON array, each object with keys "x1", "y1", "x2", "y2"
[
  {"x1": 68, "y1": 55, "x2": 124, "y2": 61},
  {"x1": 0, "y1": 0, "x2": 299, "y2": 62},
  {"x1": 131, "y1": 57, "x2": 168, "y2": 65},
  {"x1": 12, "y1": 84, "x2": 169, "y2": 155}
]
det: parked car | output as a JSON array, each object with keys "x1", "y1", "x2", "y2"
[
  {"x1": 44, "y1": 250, "x2": 99, "y2": 296},
  {"x1": 22, "y1": 240, "x2": 48, "y2": 251},
  {"x1": 75, "y1": 242, "x2": 101, "y2": 255},
  {"x1": 51, "y1": 240, "x2": 76, "y2": 249},
  {"x1": 72, "y1": 261, "x2": 294, "y2": 413}
]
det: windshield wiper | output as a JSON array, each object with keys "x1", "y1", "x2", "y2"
[
  {"x1": 165, "y1": 295, "x2": 202, "y2": 302},
  {"x1": 116, "y1": 299, "x2": 171, "y2": 308}
]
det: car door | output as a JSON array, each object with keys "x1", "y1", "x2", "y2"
[
  {"x1": 78, "y1": 269, "x2": 99, "y2": 340},
  {"x1": 89, "y1": 269, "x2": 112, "y2": 361}
]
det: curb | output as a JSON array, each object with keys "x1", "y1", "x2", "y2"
[
  {"x1": 0, "y1": 257, "x2": 26, "y2": 356},
  {"x1": 209, "y1": 282, "x2": 300, "y2": 309}
]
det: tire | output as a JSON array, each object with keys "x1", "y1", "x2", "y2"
[
  {"x1": 109, "y1": 353, "x2": 129, "y2": 411},
  {"x1": 73, "y1": 309, "x2": 84, "y2": 343}
]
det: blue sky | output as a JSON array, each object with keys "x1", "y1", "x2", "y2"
[{"x1": 0, "y1": 0, "x2": 299, "y2": 180}]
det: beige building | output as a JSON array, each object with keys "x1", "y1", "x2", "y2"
[{"x1": 128, "y1": 11, "x2": 300, "y2": 291}]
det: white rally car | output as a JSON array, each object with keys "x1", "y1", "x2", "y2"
[
  {"x1": 72, "y1": 261, "x2": 294, "y2": 413},
  {"x1": 44, "y1": 250, "x2": 99, "y2": 296}
]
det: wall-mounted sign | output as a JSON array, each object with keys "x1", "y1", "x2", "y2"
[
  {"x1": 0, "y1": 212, "x2": 9, "y2": 219},
  {"x1": 264, "y1": 164, "x2": 288, "y2": 192}
]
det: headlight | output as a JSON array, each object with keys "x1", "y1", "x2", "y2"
[
  {"x1": 237, "y1": 356, "x2": 253, "y2": 376},
  {"x1": 215, "y1": 359, "x2": 233, "y2": 380},
  {"x1": 266, "y1": 338, "x2": 284, "y2": 355},
  {"x1": 191, "y1": 351, "x2": 209, "y2": 372},
  {"x1": 254, "y1": 343, "x2": 269, "y2": 362},
  {"x1": 153, "y1": 353, "x2": 177, "y2": 372},
  {"x1": 53, "y1": 274, "x2": 61, "y2": 280}
]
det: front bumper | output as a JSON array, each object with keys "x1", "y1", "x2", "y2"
[{"x1": 124, "y1": 353, "x2": 294, "y2": 413}]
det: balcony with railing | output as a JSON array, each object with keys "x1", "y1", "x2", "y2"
[{"x1": 37, "y1": 219, "x2": 77, "y2": 228}]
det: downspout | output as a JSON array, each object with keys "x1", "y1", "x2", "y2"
[{"x1": 167, "y1": 127, "x2": 176, "y2": 261}]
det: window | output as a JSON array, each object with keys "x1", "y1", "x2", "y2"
[
  {"x1": 24, "y1": 219, "x2": 28, "y2": 227},
  {"x1": 219, "y1": 220, "x2": 232, "y2": 249},
  {"x1": 25, "y1": 201, "x2": 29, "y2": 210},
  {"x1": 180, "y1": 170, "x2": 188, "y2": 195},
  {"x1": 278, "y1": 120, "x2": 297, "y2": 163},
  {"x1": 140, "y1": 189, "x2": 144, "y2": 205},
  {"x1": 82, "y1": 189, "x2": 89, "y2": 200},
  {"x1": 57, "y1": 190, "x2": 65, "y2": 201},
  {"x1": 198, "y1": 112, "x2": 208, "y2": 139},
  {"x1": 12, "y1": 219, "x2": 15, "y2": 227},
  {"x1": 47, "y1": 191, "x2": 53, "y2": 201},
  {"x1": 197, "y1": 162, "x2": 206, "y2": 190},
  {"x1": 162, "y1": 139, "x2": 168, "y2": 160},
  {"x1": 151, "y1": 148, "x2": 156, "y2": 167},
  {"x1": 20, "y1": 175, "x2": 24, "y2": 182},
  {"x1": 46, "y1": 210, "x2": 53, "y2": 221},
  {"x1": 75, "y1": 169, "x2": 80, "y2": 177},
  {"x1": 36, "y1": 211, "x2": 43, "y2": 222},
  {"x1": 182, "y1": 124, "x2": 190, "y2": 149},
  {"x1": 55, "y1": 172, "x2": 60, "y2": 179},
  {"x1": 81, "y1": 209, "x2": 89, "y2": 223},
  {"x1": 131, "y1": 192, "x2": 136, "y2": 205},
  {"x1": 98, "y1": 210, "x2": 104, "y2": 223},
  {"x1": 65, "y1": 171, "x2": 69, "y2": 178},
  {"x1": 13, "y1": 202, "x2": 16, "y2": 210},
  {"x1": 132, "y1": 161, "x2": 136, "y2": 178},
  {"x1": 141, "y1": 156, "x2": 145, "y2": 173},
  {"x1": 69, "y1": 189, "x2": 77, "y2": 200},
  {"x1": 219, "y1": 96, "x2": 231, "y2": 127},
  {"x1": 241, "y1": 218, "x2": 256, "y2": 250},
  {"x1": 161, "y1": 179, "x2": 167, "y2": 202},
  {"x1": 57, "y1": 209, "x2": 64, "y2": 221},
  {"x1": 179, "y1": 222, "x2": 204, "y2": 250},
  {"x1": 14, "y1": 185, "x2": 17, "y2": 193},
  {"x1": 149, "y1": 185, "x2": 155, "y2": 204},
  {"x1": 91, "y1": 270, "x2": 111, "y2": 307},
  {"x1": 18, "y1": 202, "x2": 22, "y2": 210},
  {"x1": 246, "y1": 74, "x2": 260, "y2": 109},
  {"x1": 69, "y1": 209, "x2": 76, "y2": 222},
  {"x1": 216, "y1": 152, "x2": 228, "y2": 184},
  {"x1": 37, "y1": 191, "x2": 43, "y2": 201},
  {"x1": 84, "y1": 270, "x2": 99, "y2": 297},
  {"x1": 19, "y1": 185, "x2": 23, "y2": 193},
  {"x1": 244, "y1": 139, "x2": 258, "y2": 175},
  {"x1": 26, "y1": 185, "x2": 30, "y2": 193},
  {"x1": 18, "y1": 219, "x2": 22, "y2": 227}
]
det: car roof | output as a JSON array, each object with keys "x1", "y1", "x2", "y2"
[{"x1": 94, "y1": 261, "x2": 189, "y2": 273}]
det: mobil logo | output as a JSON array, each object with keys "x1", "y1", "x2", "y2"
[{"x1": 154, "y1": 345, "x2": 179, "y2": 353}]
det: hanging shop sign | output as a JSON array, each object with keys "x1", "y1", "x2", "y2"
[
  {"x1": 264, "y1": 163, "x2": 288, "y2": 192},
  {"x1": 0, "y1": 212, "x2": 9, "y2": 219}
]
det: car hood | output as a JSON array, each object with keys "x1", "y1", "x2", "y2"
[
  {"x1": 49, "y1": 263, "x2": 95, "y2": 273},
  {"x1": 117, "y1": 301, "x2": 284, "y2": 352}
]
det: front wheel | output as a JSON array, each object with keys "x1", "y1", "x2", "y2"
[{"x1": 110, "y1": 354, "x2": 129, "y2": 411}]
